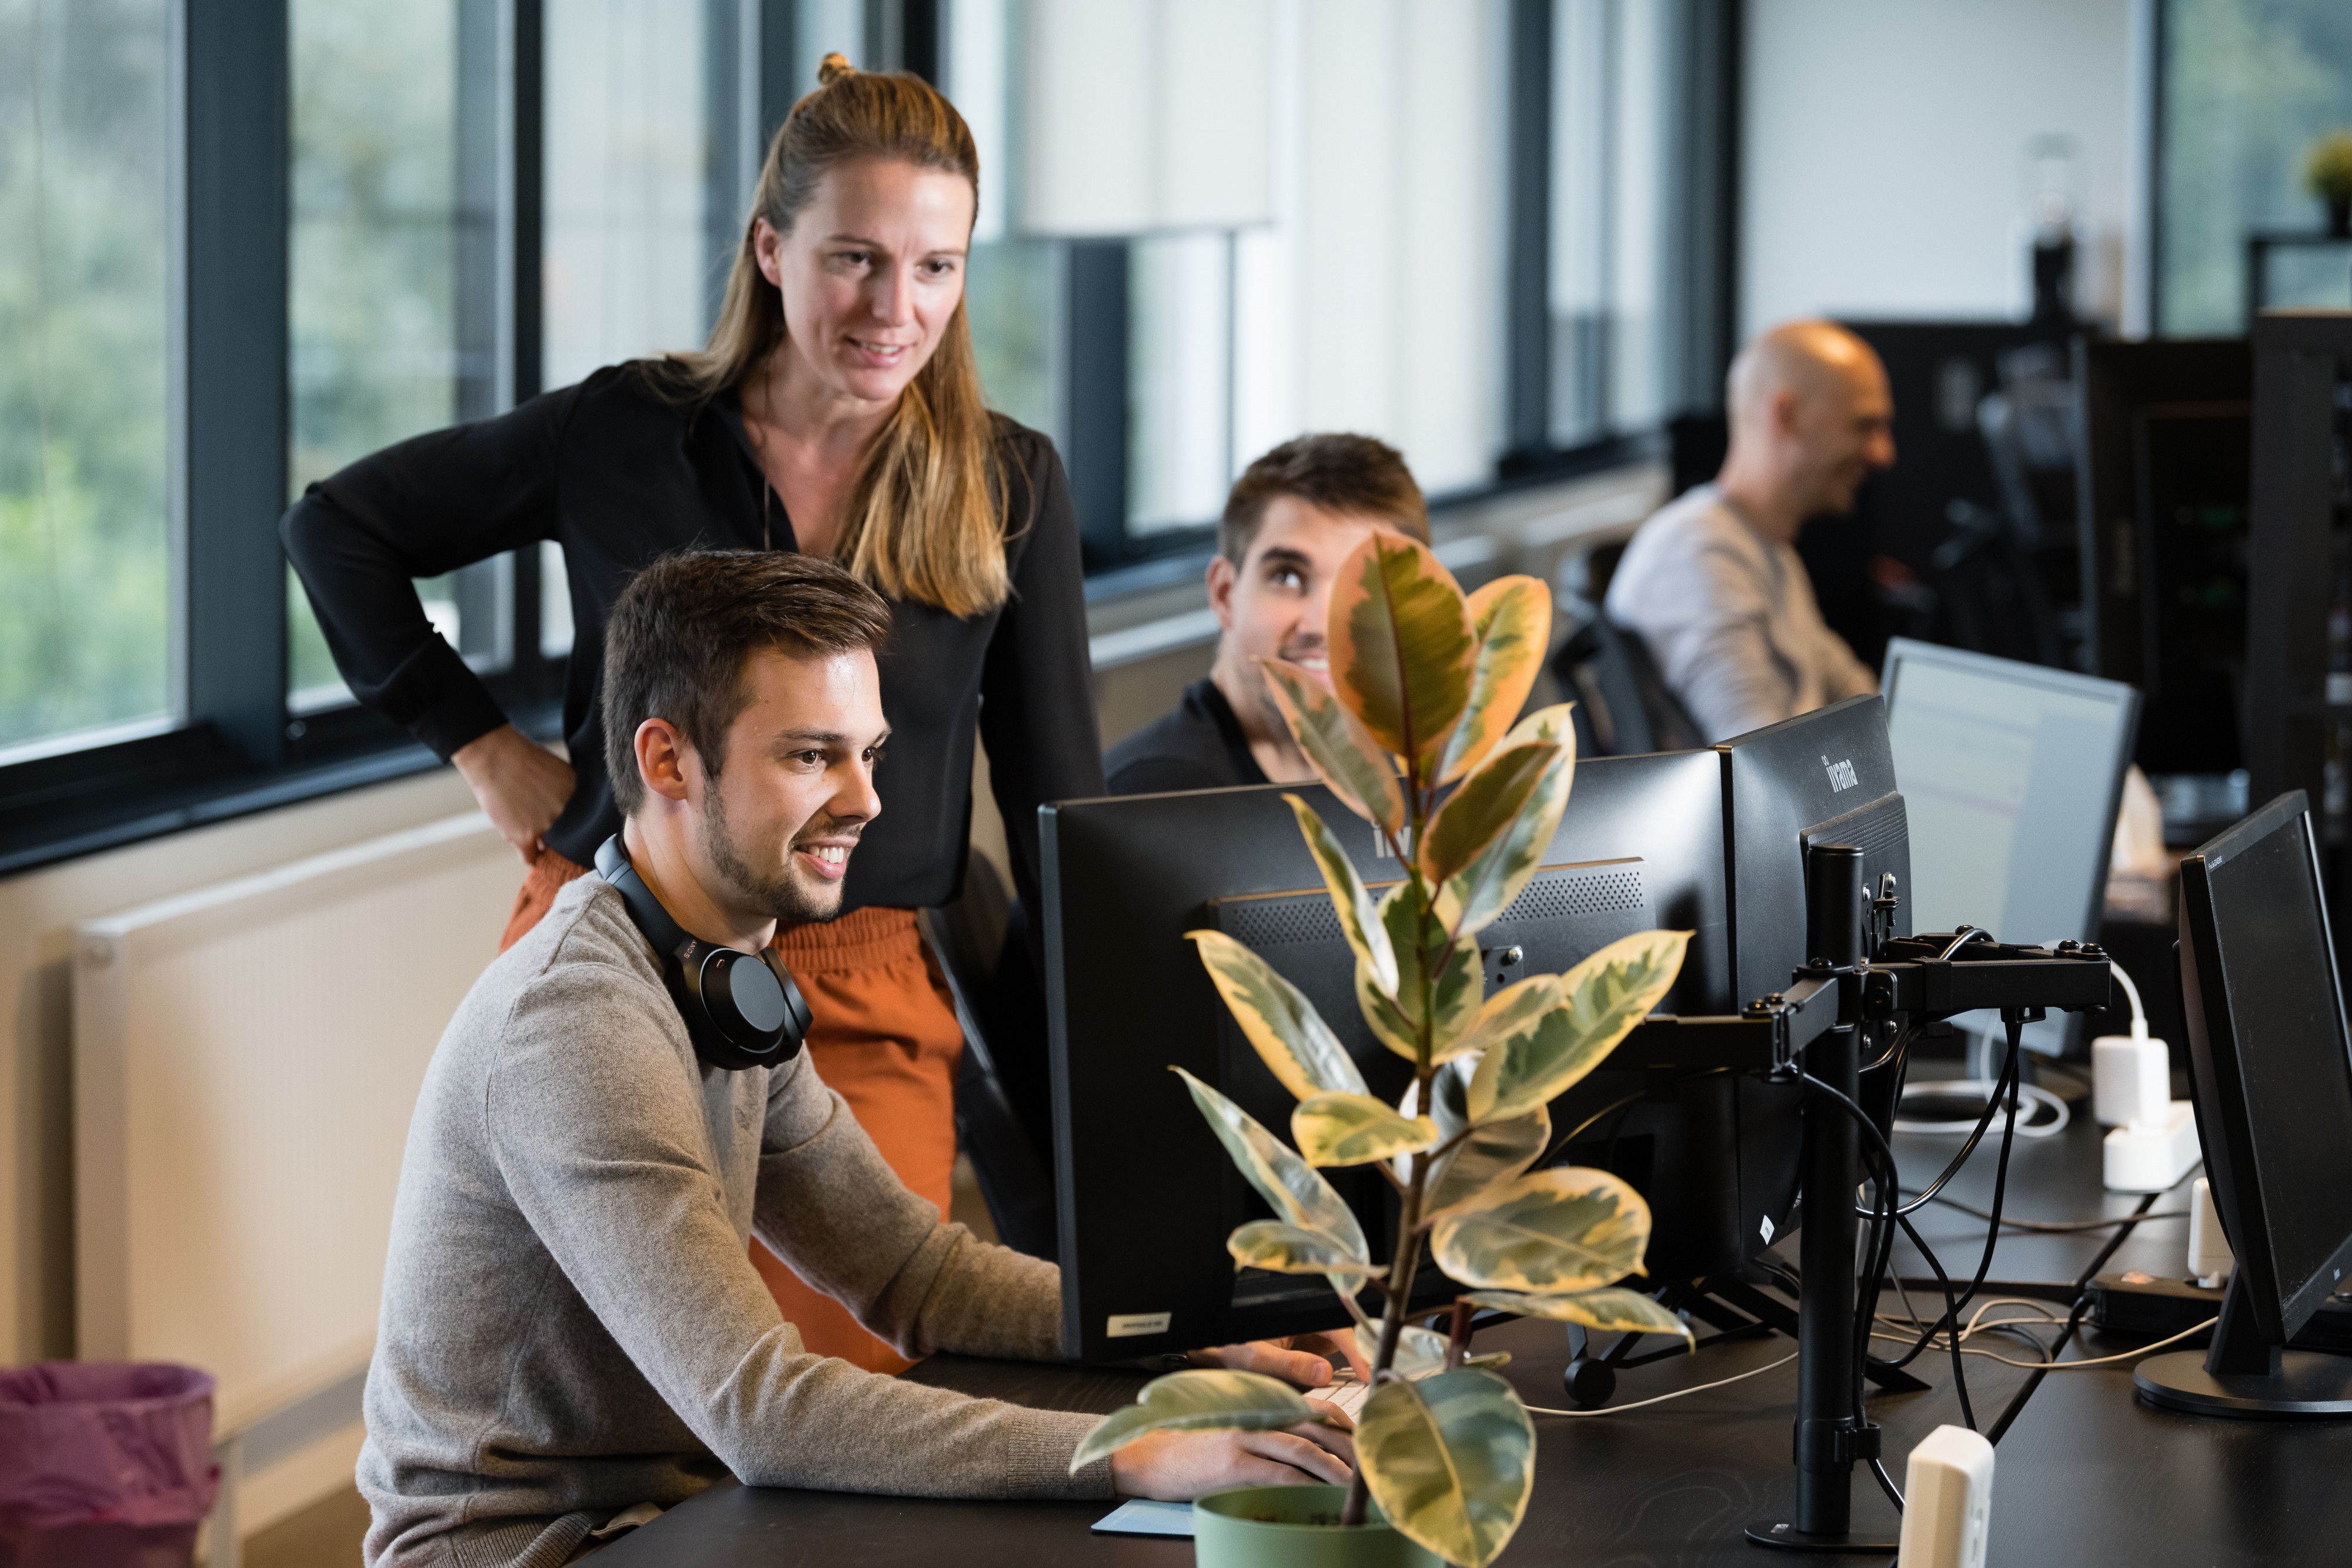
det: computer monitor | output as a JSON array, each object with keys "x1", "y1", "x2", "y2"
[
  {"x1": 2137, "y1": 791, "x2": 2352, "y2": 1417},
  {"x1": 1043, "y1": 749, "x2": 1729, "y2": 1363},
  {"x1": 1881, "y1": 638, "x2": 2140, "y2": 1057}
]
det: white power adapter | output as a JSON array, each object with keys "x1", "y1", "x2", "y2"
[
  {"x1": 2092, "y1": 964, "x2": 2201, "y2": 1192},
  {"x1": 2189, "y1": 1177, "x2": 2234, "y2": 1288},
  {"x1": 1897, "y1": 1424, "x2": 1994, "y2": 1568}
]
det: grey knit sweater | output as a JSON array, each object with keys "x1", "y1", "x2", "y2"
[{"x1": 359, "y1": 874, "x2": 1112, "y2": 1567}]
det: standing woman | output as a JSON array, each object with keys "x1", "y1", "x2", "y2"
[{"x1": 282, "y1": 58, "x2": 1101, "y2": 1372}]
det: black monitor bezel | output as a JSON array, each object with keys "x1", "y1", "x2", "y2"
[{"x1": 2177, "y1": 790, "x2": 2352, "y2": 1343}]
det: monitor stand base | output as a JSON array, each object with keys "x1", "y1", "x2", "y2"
[
  {"x1": 2133, "y1": 1349, "x2": 2352, "y2": 1418},
  {"x1": 1746, "y1": 1522, "x2": 1899, "y2": 1554}
]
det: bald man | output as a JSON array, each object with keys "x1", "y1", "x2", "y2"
[{"x1": 1605, "y1": 320, "x2": 1893, "y2": 742}]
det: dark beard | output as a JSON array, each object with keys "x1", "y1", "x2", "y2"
[{"x1": 701, "y1": 785, "x2": 844, "y2": 927}]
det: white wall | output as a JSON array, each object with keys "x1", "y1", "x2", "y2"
[{"x1": 1740, "y1": 0, "x2": 2138, "y2": 335}]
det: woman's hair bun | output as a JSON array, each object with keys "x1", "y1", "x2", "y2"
[{"x1": 817, "y1": 52, "x2": 856, "y2": 86}]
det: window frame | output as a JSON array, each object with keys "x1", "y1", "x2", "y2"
[{"x1": 1, "y1": 0, "x2": 1735, "y2": 877}]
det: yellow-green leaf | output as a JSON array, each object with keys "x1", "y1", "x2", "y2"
[
  {"x1": 1359, "y1": 880, "x2": 1482, "y2": 1064},
  {"x1": 1345, "y1": 1299, "x2": 1454, "y2": 1379},
  {"x1": 1466, "y1": 929, "x2": 1687, "y2": 1121},
  {"x1": 1187, "y1": 930, "x2": 1367, "y2": 1102},
  {"x1": 1462, "y1": 1287, "x2": 1695, "y2": 1343},
  {"x1": 1439, "y1": 738, "x2": 1575, "y2": 938},
  {"x1": 1228, "y1": 1221, "x2": 1380, "y2": 1279},
  {"x1": 1293, "y1": 1091, "x2": 1439, "y2": 1168},
  {"x1": 1426, "y1": 1103, "x2": 1552, "y2": 1213},
  {"x1": 1070, "y1": 1370, "x2": 1318, "y2": 1472},
  {"x1": 1501, "y1": 701, "x2": 1575, "y2": 748},
  {"x1": 1429, "y1": 1167, "x2": 1653, "y2": 1294},
  {"x1": 1285, "y1": 793, "x2": 1397, "y2": 997},
  {"x1": 1438, "y1": 577, "x2": 1553, "y2": 785},
  {"x1": 1357, "y1": 1369, "x2": 1535, "y2": 1568},
  {"x1": 1417, "y1": 741, "x2": 1560, "y2": 887},
  {"x1": 1327, "y1": 533, "x2": 1478, "y2": 771},
  {"x1": 1260, "y1": 658, "x2": 1406, "y2": 834},
  {"x1": 1174, "y1": 1068, "x2": 1367, "y2": 1260},
  {"x1": 1454, "y1": 975, "x2": 1563, "y2": 1062}
]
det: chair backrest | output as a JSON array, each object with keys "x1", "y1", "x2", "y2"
[
  {"x1": 1549, "y1": 596, "x2": 1705, "y2": 757},
  {"x1": 920, "y1": 855, "x2": 1058, "y2": 1261}
]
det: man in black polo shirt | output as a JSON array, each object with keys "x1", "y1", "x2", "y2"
[{"x1": 1106, "y1": 434, "x2": 1432, "y2": 794}]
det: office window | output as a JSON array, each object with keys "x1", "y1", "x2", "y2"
[
  {"x1": 287, "y1": 0, "x2": 511, "y2": 710},
  {"x1": 2158, "y1": 0, "x2": 2352, "y2": 333},
  {"x1": 0, "y1": 0, "x2": 172, "y2": 754}
]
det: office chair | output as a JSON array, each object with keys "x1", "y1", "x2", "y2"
[
  {"x1": 1549, "y1": 595, "x2": 1705, "y2": 757},
  {"x1": 918, "y1": 855, "x2": 1058, "y2": 1261}
]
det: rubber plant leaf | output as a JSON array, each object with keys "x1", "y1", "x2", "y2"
[
  {"x1": 1424, "y1": 1102, "x2": 1552, "y2": 1213},
  {"x1": 1466, "y1": 929, "x2": 1688, "y2": 1122},
  {"x1": 1292, "y1": 1091, "x2": 1439, "y2": 1168},
  {"x1": 1070, "y1": 1370, "x2": 1319, "y2": 1472},
  {"x1": 1326, "y1": 533, "x2": 1478, "y2": 771},
  {"x1": 1172, "y1": 1068, "x2": 1367, "y2": 1261},
  {"x1": 1347, "y1": 1299, "x2": 1455, "y2": 1379},
  {"x1": 1228, "y1": 1221, "x2": 1381, "y2": 1279},
  {"x1": 1437, "y1": 577, "x2": 1553, "y2": 785},
  {"x1": 1260, "y1": 658, "x2": 1406, "y2": 835},
  {"x1": 1429, "y1": 1166, "x2": 1653, "y2": 1295},
  {"x1": 1439, "y1": 727, "x2": 1576, "y2": 938},
  {"x1": 1355, "y1": 1368, "x2": 1536, "y2": 1568},
  {"x1": 1461, "y1": 1287, "x2": 1695, "y2": 1343},
  {"x1": 1417, "y1": 741, "x2": 1560, "y2": 888},
  {"x1": 1284, "y1": 792, "x2": 1397, "y2": 997},
  {"x1": 1359, "y1": 880, "x2": 1482, "y2": 1064},
  {"x1": 1187, "y1": 930, "x2": 1367, "y2": 1102}
]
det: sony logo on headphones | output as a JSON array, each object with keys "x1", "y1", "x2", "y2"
[{"x1": 1823, "y1": 755, "x2": 1859, "y2": 793}]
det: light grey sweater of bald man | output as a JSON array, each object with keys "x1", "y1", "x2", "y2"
[
  {"x1": 1605, "y1": 484, "x2": 1875, "y2": 743},
  {"x1": 359, "y1": 874, "x2": 1110, "y2": 1568}
]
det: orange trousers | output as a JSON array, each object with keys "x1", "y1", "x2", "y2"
[{"x1": 502, "y1": 850, "x2": 963, "y2": 1374}]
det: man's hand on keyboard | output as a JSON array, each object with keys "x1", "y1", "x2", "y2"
[{"x1": 1184, "y1": 1332, "x2": 1370, "y2": 1391}]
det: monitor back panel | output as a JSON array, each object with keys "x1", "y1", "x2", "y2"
[{"x1": 1045, "y1": 749, "x2": 1728, "y2": 1363}]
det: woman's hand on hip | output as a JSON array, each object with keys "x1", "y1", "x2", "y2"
[{"x1": 452, "y1": 725, "x2": 576, "y2": 861}]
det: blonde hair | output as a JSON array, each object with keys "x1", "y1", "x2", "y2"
[{"x1": 656, "y1": 55, "x2": 1011, "y2": 618}]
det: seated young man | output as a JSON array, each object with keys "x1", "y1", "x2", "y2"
[
  {"x1": 1105, "y1": 434, "x2": 1431, "y2": 794},
  {"x1": 360, "y1": 550, "x2": 1355, "y2": 1567}
]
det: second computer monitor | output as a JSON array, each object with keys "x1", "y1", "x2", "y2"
[{"x1": 1882, "y1": 638, "x2": 2140, "y2": 1053}]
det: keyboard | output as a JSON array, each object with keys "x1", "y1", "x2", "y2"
[{"x1": 1319, "y1": 1376, "x2": 1373, "y2": 1421}]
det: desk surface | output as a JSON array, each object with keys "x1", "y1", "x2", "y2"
[{"x1": 595, "y1": 1109, "x2": 2306, "y2": 1567}]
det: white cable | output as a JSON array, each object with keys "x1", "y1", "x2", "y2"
[
  {"x1": 1893, "y1": 1079, "x2": 2070, "y2": 1138},
  {"x1": 1525, "y1": 1350, "x2": 1799, "y2": 1417},
  {"x1": 1869, "y1": 1315, "x2": 2217, "y2": 1370},
  {"x1": 2110, "y1": 959, "x2": 2148, "y2": 1041}
]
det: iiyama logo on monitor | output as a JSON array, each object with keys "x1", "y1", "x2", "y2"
[{"x1": 1823, "y1": 755, "x2": 1859, "y2": 793}]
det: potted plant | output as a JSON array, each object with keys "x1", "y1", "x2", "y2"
[
  {"x1": 2305, "y1": 129, "x2": 2352, "y2": 237},
  {"x1": 1071, "y1": 534, "x2": 1693, "y2": 1567}
]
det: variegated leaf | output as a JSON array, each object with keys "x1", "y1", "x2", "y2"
[
  {"x1": 1438, "y1": 577, "x2": 1553, "y2": 784},
  {"x1": 1293, "y1": 1091, "x2": 1439, "y2": 1168},
  {"x1": 1417, "y1": 741, "x2": 1561, "y2": 887},
  {"x1": 1285, "y1": 793, "x2": 1397, "y2": 997},
  {"x1": 1327, "y1": 533, "x2": 1478, "y2": 771},
  {"x1": 1173, "y1": 1068, "x2": 1367, "y2": 1260},
  {"x1": 1346, "y1": 1299, "x2": 1454, "y2": 1379},
  {"x1": 1070, "y1": 1370, "x2": 1318, "y2": 1471},
  {"x1": 1466, "y1": 929, "x2": 1688, "y2": 1121},
  {"x1": 1261, "y1": 658, "x2": 1406, "y2": 834},
  {"x1": 1429, "y1": 1167, "x2": 1652, "y2": 1294},
  {"x1": 1187, "y1": 930, "x2": 1367, "y2": 1102},
  {"x1": 1439, "y1": 738, "x2": 1576, "y2": 938},
  {"x1": 1425, "y1": 1102, "x2": 1552, "y2": 1213},
  {"x1": 1357, "y1": 1369, "x2": 1535, "y2": 1568},
  {"x1": 1501, "y1": 702, "x2": 1575, "y2": 748},
  {"x1": 1462, "y1": 1287, "x2": 1695, "y2": 1342},
  {"x1": 1359, "y1": 880, "x2": 1482, "y2": 1065},
  {"x1": 1229, "y1": 1221, "x2": 1381, "y2": 1279}
]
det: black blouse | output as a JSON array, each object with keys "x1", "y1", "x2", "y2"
[{"x1": 279, "y1": 363, "x2": 1104, "y2": 919}]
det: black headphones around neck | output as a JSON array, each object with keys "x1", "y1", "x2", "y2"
[{"x1": 594, "y1": 835, "x2": 812, "y2": 1072}]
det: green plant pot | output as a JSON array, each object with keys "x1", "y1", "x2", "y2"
[{"x1": 1192, "y1": 1485, "x2": 1440, "y2": 1568}]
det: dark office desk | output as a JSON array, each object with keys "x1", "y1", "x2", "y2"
[{"x1": 594, "y1": 1291, "x2": 2031, "y2": 1565}]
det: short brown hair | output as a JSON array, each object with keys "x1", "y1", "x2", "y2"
[
  {"x1": 603, "y1": 550, "x2": 893, "y2": 814},
  {"x1": 1218, "y1": 434, "x2": 1431, "y2": 564}
]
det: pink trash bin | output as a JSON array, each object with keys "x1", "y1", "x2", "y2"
[{"x1": 0, "y1": 1363, "x2": 219, "y2": 1568}]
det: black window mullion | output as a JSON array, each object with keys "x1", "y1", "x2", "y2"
[
  {"x1": 1504, "y1": 0, "x2": 1554, "y2": 467},
  {"x1": 507, "y1": 0, "x2": 549, "y2": 702},
  {"x1": 1064, "y1": 240, "x2": 1131, "y2": 567},
  {"x1": 182, "y1": 0, "x2": 291, "y2": 765}
]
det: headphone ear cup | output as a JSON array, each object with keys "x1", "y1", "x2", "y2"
[{"x1": 760, "y1": 950, "x2": 811, "y2": 1061}]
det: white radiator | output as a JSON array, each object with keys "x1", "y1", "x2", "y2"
[{"x1": 73, "y1": 812, "x2": 517, "y2": 1557}]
